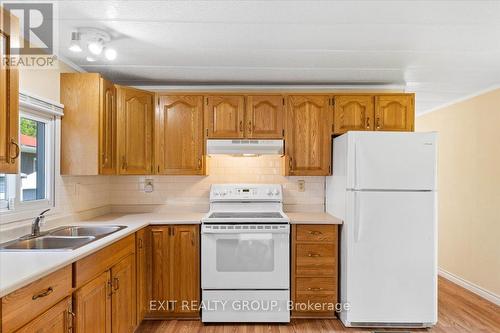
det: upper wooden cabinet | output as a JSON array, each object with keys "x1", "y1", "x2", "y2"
[
  {"x1": 333, "y1": 95, "x2": 374, "y2": 135},
  {"x1": 0, "y1": 7, "x2": 19, "y2": 174},
  {"x1": 375, "y1": 94, "x2": 414, "y2": 131},
  {"x1": 246, "y1": 95, "x2": 284, "y2": 138},
  {"x1": 205, "y1": 95, "x2": 245, "y2": 138},
  {"x1": 116, "y1": 86, "x2": 154, "y2": 175},
  {"x1": 284, "y1": 95, "x2": 332, "y2": 176},
  {"x1": 61, "y1": 73, "x2": 117, "y2": 175},
  {"x1": 156, "y1": 95, "x2": 204, "y2": 175}
]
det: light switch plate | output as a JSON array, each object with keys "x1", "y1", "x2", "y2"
[{"x1": 297, "y1": 180, "x2": 305, "y2": 192}]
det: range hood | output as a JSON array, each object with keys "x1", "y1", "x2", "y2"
[{"x1": 206, "y1": 139, "x2": 284, "y2": 156}]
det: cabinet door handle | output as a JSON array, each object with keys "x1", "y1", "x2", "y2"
[
  {"x1": 289, "y1": 157, "x2": 293, "y2": 171},
  {"x1": 138, "y1": 238, "x2": 143, "y2": 249},
  {"x1": 366, "y1": 117, "x2": 370, "y2": 129},
  {"x1": 121, "y1": 156, "x2": 127, "y2": 169},
  {"x1": 309, "y1": 230, "x2": 322, "y2": 235},
  {"x1": 10, "y1": 139, "x2": 20, "y2": 162},
  {"x1": 32, "y1": 286, "x2": 53, "y2": 300},
  {"x1": 113, "y1": 277, "x2": 119, "y2": 291},
  {"x1": 107, "y1": 279, "x2": 113, "y2": 296},
  {"x1": 247, "y1": 121, "x2": 252, "y2": 133},
  {"x1": 307, "y1": 253, "x2": 320, "y2": 257},
  {"x1": 239, "y1": 120, "x2": 243, "y2": 132},
  {"x1": 376, "y1": 117, "x2": 381, "y2": 129},
  {"x1": 307, "y1": 287, "x2": 323, "y2": 291},
  {"x1": 198, "y1": 158, "x2": 202, "y2": 169}
]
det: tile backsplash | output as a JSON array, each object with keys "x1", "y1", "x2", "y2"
[
  {"x1": 109, "y1": 156, "x2": 325, "y2": 213},
  {"x1": 1, "y1": 156, "x2": 325, "y2": 230}
]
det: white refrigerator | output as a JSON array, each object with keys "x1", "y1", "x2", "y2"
[{"x1": 326, "y1": 131, "x2": 437, "y2": 328}]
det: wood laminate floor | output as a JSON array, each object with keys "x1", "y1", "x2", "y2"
[{"x1": 137, "y1": 277, "x2": 500, "y2": 333}]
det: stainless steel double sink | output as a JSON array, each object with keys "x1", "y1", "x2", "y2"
[{"x1": 0, "y1": 225, "x2": 126, "y2": 251}]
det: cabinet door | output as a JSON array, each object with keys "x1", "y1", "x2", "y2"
[
  {"x1": 170, "y1": 225, "x2": 200, "y2": 317},
  {"x1": 334, "y1": 95, "x2": 374, "y2": 135},
  {"x1": 111, "y1": 254, "x2": 136, "y2": 333},
  {"x1": 99, "y1": 78, "x2": 116, "y2": 174},
  {"x1": 246, "y1": 95, "x2": 284, "y2": 138},
  {"x1": 375, "y1": 95, "x2": 414, "y2": 131},
  {"x1": 285, "y1": 96, "x2": 332, "y2": 176},
  {"x1": 148, "y1": 226, "x2": 171, "y2": 318},
  {"x1": 0, "y1": 7, "x2": 19, "y2": 173},
  {"x1": 74, "y1": 270, "x2": 111, "y2": 333},
  {"x1": 14, "y1": 297, "x2": 72, "y2": 333},
  {"x1": 156, "y1": 95, "x2": 204, "y2": 175},
  {"x1": 205, "y1": 95, "x2": 245, "y2": 138},
  {"x1": 116, "y1": 86, "x2": 154, "y2": 174},
  {"x1": 136, "y1": 228, "x2": 149, "y2": 324}
]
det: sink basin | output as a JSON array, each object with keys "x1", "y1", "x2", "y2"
[
  {"x1": 0, "y1": 236, "x2": 95, "y2": 251},
  {"x1": 0, "y1": 225, "x2": 127, "y2": 252},
  {"x1": 49, "y1": 225, "x2": 126, "y2": 237}
]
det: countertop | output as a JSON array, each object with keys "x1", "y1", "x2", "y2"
[
  {"x1": 0, "y1": 212, "x2": 204, "y2": 298},
  {"x1": 0, "y1": 210, "x2": 341, "y2": 297},
  {"x1": 287, "y1": 212, "x2": 343, "y2": 225}
]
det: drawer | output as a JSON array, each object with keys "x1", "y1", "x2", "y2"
[
  {"x1": 296, "y1": 277, "x2": 336, "y2": 293},
  {"x1": 296, "y1": 225, "x2": 337, "y2": 242},
  {"x1": 292, "y1": 292, "x2": 337, "y2": 316},
  {"x1": 74, "y1": 234, "x2": 135, "y2": 288},
  {"x1": 296, "y1": 243, "x2": 336, "y2": 276},
  {"x1": 1, "y1": 266, "x2": 72, "y2": 333}
]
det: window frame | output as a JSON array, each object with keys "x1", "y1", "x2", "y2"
[{"x1": 0, "y1": 95, "x2": 58, "y2": 222}]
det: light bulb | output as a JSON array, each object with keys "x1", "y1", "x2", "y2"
[
  {"x1": 69, "y1": 44, "x2": 82, "y2": 52},
  {"x1": 104, "y1": 48, "x2": 117, "y2": 60},
  {"x1": 88, "y1": 41, "x2": 103, "y2": 55},
  {"x1": 69, "y1": 31, "x2": 82, "y2": 52},
  {"x1": 86, "y1": 56, "x2": 96, "y2": 62}
]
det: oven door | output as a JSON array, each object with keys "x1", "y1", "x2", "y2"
[{"x1": 201, "y1": 224, "x2": 290, "y2": 289}]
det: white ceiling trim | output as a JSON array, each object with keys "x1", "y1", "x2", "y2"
[
  {"x1": 417, "y1": 84, "x2": 500, "y2": 117},
  {"x1": 133, "y1": 84, "x2": 407, "y2": 92}
]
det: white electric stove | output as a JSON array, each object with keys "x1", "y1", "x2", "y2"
[{"x1": 201, "y1": 184, "x2": 290, "y2": 323}]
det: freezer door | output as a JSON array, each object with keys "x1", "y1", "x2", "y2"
[
  {"x1": 348, "y1": 132, "x2": 437, "y2": 190},
  {"x1": 343, "y1": 191, "x2": 437, "y2": 325}
]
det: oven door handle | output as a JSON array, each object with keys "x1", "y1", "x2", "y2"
[{"x1": 201, "y1": 226, "x2": 290, "y2": 234}]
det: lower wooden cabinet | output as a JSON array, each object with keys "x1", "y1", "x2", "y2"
[
  {"x1": 73, "y1": 270, "x2": 111, "y2": 333},
  {"x1": 14, "y1": 297, "x2": 73, "y2": 333},
  {"x1": 73, "y1": 235, "x2": 137, "y2": 333},
  {"x1": 291, "y1": 224, "x2": 338, "y2": 318},
  {"x1": 1, "y1": 266, "x2": 72, "y2": 333},
  {"x1": 111, "y1": 254, "x2": 137, "y2": 333},
  {"x1": 146, "y1": 225, "x2": 200, "y2": 319}
]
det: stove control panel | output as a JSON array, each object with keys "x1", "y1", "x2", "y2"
[{"x1": 210, "y1": 184, "x2": 282, "y2": 201}]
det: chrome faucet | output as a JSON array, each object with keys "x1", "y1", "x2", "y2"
[{"x1": 31, "y1": 209, "x2": 50, "y2": 237}]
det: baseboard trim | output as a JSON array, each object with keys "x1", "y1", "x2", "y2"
[{"x1": 438, "y1": 268, "x2": 500, "y2": 306}]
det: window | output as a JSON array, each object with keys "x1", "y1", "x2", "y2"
[{"x1": 0, "y1": 97, "x2": 57, "y2": 216}]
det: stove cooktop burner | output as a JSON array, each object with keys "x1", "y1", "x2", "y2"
[{"x1": 208, "y1": 212, "x2": 284, "y2": 219}]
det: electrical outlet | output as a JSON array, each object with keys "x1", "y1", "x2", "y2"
[
  {"x1": 297, "y1": 180, "x2": 305, "y2": 192},
  {"x1": 144, "y1": 179, "x2": 154, "y2": 193}
]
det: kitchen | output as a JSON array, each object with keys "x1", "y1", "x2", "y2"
[{"x1": 1, "y1": 1, "x2": 499, "y2": 333}]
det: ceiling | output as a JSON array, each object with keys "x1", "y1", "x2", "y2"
[{"x1": 54, "y1": 0, "x2": 500, "y2": 114}]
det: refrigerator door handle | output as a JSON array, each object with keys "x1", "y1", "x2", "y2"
[
  {"x1": 354, "y1": 192, "x2": 361, "y2": 243},
  {"x1": 354, "y1": 192, "x2": 362, "y2": 242}
]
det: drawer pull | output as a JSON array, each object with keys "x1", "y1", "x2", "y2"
[
  {"x1": 32, "y1": 287, "x2": 53, "y2": 300},
  {"x1": 308, "y1": 230, "x2": 322, "y2": 235},
  {"x1": 307, "y1": 287, "x2": 323, "y2": 291},
  {"x1": 307, "y1": 253, "x2": 320, "y2": 257}
]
